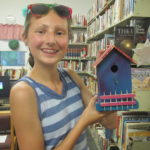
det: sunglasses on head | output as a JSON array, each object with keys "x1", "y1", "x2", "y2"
[{"x1": 27, "y1": 3, "x2": 72, "y2": 19}]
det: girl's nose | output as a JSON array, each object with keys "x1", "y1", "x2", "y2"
[{"x1": 45, "y1": 33, "x2": 56, "y2": 46}]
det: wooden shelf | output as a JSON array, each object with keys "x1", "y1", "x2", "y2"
[
  {"x1": 131, "y1": 64, "x2": 150, "y2": 68},
  {"x1": 71, "y1": 26, "x2": 87, "y2": 29},
  {"x1": 88, "y1": 0, "x2": 115, "y2": 25},
  {"x1": 62, "y1": 58, "x2": 89, "y2": 61},
  {"x1": 69, "y1": 43, "x2": 88, "y2": 46},
  {"x1": 87, "y1": 0, "x2": 150, "y2": 42},
  {"x1": 87, "y1": 15, "x2": 150, "y2": 42},
  {"x1": 77, "y1": 71, "x2": 97, "y2": 79}
]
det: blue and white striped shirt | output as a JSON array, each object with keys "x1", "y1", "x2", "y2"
[{"x1": 19, "y1": 68, "x2": 89, "y2": 150}]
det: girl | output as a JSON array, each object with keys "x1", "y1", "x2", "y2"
[{"x1": 10, "y1": 3, "x2": 116, "y2": 150}]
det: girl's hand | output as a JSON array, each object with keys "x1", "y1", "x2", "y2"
[
  {"x1": 99, "y1": 111, "x2": 117, "y2": 129},
  {"x1": 80, "y1": 95, "x2": 116, "y2": 128}
]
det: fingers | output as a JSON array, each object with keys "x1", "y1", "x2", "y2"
[
  {"x1": 101, "y1": 111, "x2": 116, "y2": 119},
  {"x1": 99, "y1": 111, "x2": 117, "y2": 129},
  {"x1": 88, "y1": 95, "x2": 98, "y2": 107}
]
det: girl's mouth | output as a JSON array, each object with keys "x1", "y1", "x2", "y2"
[{"x1": 42, "y1": 49, "x2": 59, "y2": 54}]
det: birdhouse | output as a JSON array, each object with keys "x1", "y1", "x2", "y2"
[{"x1": 93, "y1": 46, "x2": 139, "y2": 111}]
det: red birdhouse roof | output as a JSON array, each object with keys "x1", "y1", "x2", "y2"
[{"x1": 93, "y1": 45, "x2": 137, "y2": 67}]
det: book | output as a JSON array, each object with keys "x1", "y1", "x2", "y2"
[
  {"x1": 147, "y1": 24, "x2": 150, "y2": 40},
  {"x1": 131, "y1": 67, "x2": 150, "y2": 111},
  {"x1": 104, "y1": 34, "x2": 115, "y2": 49},
  {"x1": 114, "y1": 26, "x2": 135, "y2": 57},
  {"x1": 123, "y1": 122, "x2": 150, "y2": 150},
  {"x1": 0, "y1": 135, "x2": 7, "y2": 143},
  {"x1": 116, "y1": 111, "x2": 150, "y2": 149},
  {"x1": 132, "y1": 39, "x2": 150, "y2": 66},
  {"x1": 131, "y1": 68, "x2": 150, "y2": 90},
  {"x1": 133, "y1": 19, "x2": 149, "y2": 44}
]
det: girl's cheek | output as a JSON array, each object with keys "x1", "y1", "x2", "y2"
[
  {"x1": 29, "y1": 36, "x2": 43, "y2": 47},
  {"x1": 58, "y1": 38, "x2": 68, "y2": 49}
]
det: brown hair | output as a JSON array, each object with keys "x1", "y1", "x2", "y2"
[{"x1": 22, "y1": 7, "x2": 72, "y2": 67}]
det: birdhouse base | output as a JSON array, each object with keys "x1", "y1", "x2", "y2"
[{"x1": 96, "y1": 93, "x2": 139, "y2": 111}]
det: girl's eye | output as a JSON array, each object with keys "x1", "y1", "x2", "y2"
[
  {"x1": 57, "y1": 31, "x2": 64, "y2": 36},
  {"x1": 37, "y1": 30, "x2": 45, "y2": 34}
]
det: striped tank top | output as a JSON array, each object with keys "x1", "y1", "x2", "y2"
[{"x1": 19, "y1": 68, "x2": 89, "y2": 150}]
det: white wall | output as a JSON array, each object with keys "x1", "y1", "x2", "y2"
[{"x1": 0, "y1": 0, "x2": 93, "y2": 25}]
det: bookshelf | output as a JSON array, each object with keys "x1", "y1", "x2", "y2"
[
  {"x1": 0, "y1": 67, "x2": 27, "y2": 80},
  {"x1": 60, "y1": 25, "x2": 97, "y2": 92},
  {"x1": 59, "y1": 14, "x2": 97, "y2": 92},
  {"x1": 87, "y1": 0, "x2": 150, "y2": 42},
  {"x1": 60, "y1": 25, "x2": 88, "y2": 71},
  {"x1": 87, "y1": 0, "x2": 150, "y2": 150}
]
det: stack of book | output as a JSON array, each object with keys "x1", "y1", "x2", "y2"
[{"x1": 116, "y1": 111, "x2": 150, "y2": 150}]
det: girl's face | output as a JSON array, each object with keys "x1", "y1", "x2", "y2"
[{"x1": 23, "y1": 10, "x2": 69, "y2": 66}]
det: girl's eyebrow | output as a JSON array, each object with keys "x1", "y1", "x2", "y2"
[{"x1": 36, "y1": 24, "x2": 67, "y2": 28}]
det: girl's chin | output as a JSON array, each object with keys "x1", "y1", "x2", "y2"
[
  {"x1": 42, "y1": 51, "x2": 65, "y2": 59},
  {"x1": 43, "y1": 58, "x2": 62, "y2": 65}
]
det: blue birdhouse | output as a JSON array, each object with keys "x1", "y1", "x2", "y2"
[{"x1": 93, "y1": 46, "x2": 139, "y2": 111}]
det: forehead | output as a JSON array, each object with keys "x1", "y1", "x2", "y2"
[{"x1": 30, "y1": 10, "x2": 68, "y2": 28}]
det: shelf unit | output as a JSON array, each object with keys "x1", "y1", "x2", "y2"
[
  {"x1": 88, "y1": 0, "x2": 115, "y2": 26},
  {"x1": 60, "y1": 25, "x2": 97, "y2": 92},
  {"x1": 87, "y1": 0, "x2": 150, "y2": 150},
  {"x1": 87, "y1": 0, "x2": 150, "y2": 42},
  {"x1": 62, "y1": 25, "x2": 88, "y2": 72},
  {"x1": 69, "y1": 43, "x2": 88, "y2": 46},
  {"x1": 71, "y1": 26, "x2": 87, "y2": 30}
]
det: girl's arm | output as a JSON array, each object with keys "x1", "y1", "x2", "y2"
[
  {"x1": 10, "y1": 82, "x2": 45, "y2": 150},
  {"x1": 54, "y1": 95, "x2": 109, "y2": 150}
]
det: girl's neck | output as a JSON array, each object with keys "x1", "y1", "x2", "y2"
[
  {"x1": 28, "y1": 63, "x2": 60, "y2": 83},
  {"x1": 28, "y1": 64, "x2": 63, "y2": 95}
]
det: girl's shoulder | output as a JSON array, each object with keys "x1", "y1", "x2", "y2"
[
  {"x1": 63, "y1": 68, "x2": 83, "y2": 89},
  {"x1": 10, "y1": 79, "x2": 35, "y2": 102},
  {"x1": 11, "y1": 80, "x2": 32, "y2": 91},
  {"x1": 10, "y1": 79, "x2": 37, "y2": 114}
]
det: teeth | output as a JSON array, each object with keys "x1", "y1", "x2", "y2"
[{"x1": 43, "y1": 49, "x2": 57, "y2": 53}]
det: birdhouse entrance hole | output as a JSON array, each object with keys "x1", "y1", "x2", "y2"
[{"x1": 111, "y1": 65, "x2": 118, "y2": 73}]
